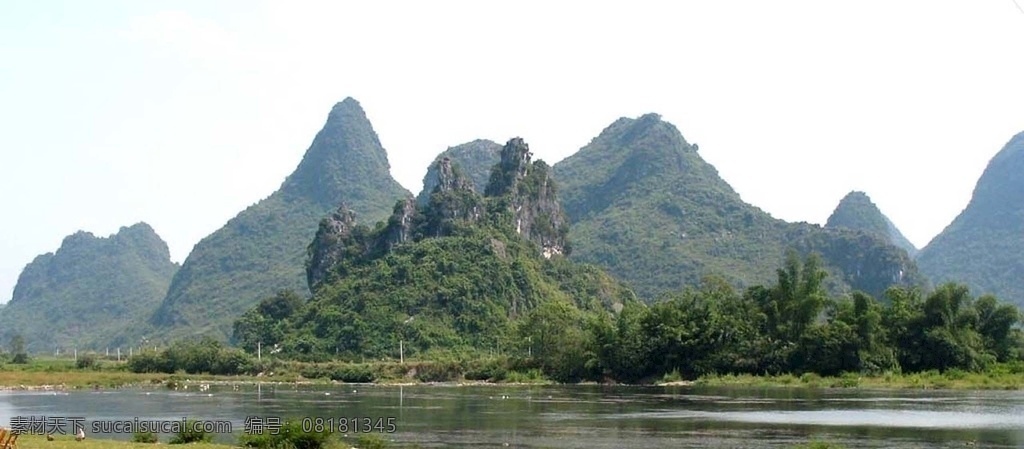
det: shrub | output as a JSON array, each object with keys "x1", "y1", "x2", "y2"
[
  {"x1": 465, "y1": 359, "x2": 508, "y2": 381},
  {"x1": 133, "y1": 431, "x2": 158, "y2": 443},
  {"x1": 76, "y1": 354, "x2": 98, "y2": 370},
  {"x1": 355, "y1": 434, "x2": 389, "y2": 449},
  {"x1": 239, "y1": 419, "x2": 332, "y2": 449},
  {"x1": 330, "y1": 364, "x2": 376, "y2": 383},
  {"x1": 11, "y1": 353, "x2": 29, "y2": 364},
  {"x1": 413, "y1": 361, "x2": 462, "y2": 382},
  {"x1": 662, "y1": 369, "x2": 683, "y2": 383},
  {"x1": 169, "y1": 419, "x2": 213, "y2": 444}
]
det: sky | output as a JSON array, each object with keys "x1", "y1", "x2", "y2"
[{"x1": 2, "y1": 1, "x2": 1023, "y2": 303}]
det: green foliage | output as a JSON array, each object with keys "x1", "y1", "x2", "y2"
[
  {"x1": 552, "y1": 113, "x2": 924, "y2": 303},
  {"x1": 76, "y1": 354, "x2": 98, "y2": 370},
  {"x1": 918, "y1": 131, "x2": 1024, "y2": 311},
  {"x1": 417, "y1": 139, "x2": 502, "y2": 204},
  {"x1": 132, "y1": 431, "x2": 158, "y2": 443},
  {"x1": 127, "y1": 337, "x2": 254, "y2": 375},
  {"x1": 151, "y1": 98, "x2": 411, "y2": 342},
  {"x1": 825, "y1": 191, "x2": 917, "y2": 256},
  {"x1": 169, "y1": 419, "x2": 213, "y2": 444},
  {"x1": 240, "y1": 419, "x2": 332, "y2": 449},
  {"x1": 587, "y1": 255, "x2": 1022, "y2": 382},
  {"x1": 0, "y1": 223, "x2": 178, "y2": 352},
  {"x1": 354, "y1": 434, "x2": 389, "y2": 449}
]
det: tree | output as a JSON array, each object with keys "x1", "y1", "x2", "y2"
[
  {"x1": 517, "y1": 300, "x2": 593, "y2": 382},
  {"x1": 9, "y1": 334, "x2": 29, "y2": 364},
  {"x1": 974, "y1": 294, "x2": 1021, "y2": 361}
]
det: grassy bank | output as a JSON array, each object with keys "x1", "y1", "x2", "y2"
[
  {"x1": 0, "y1": 356, "x2": 553, "y2": 389},
  {"x1": 6, "y1": 356, "x2": 1023, "y2": 390},
  {"x1": 13, "y1": 434, "x2": 233, "y2": 449},
  {"x1": 694, "y1": 364, "x2": 1024, "y2": 390}
]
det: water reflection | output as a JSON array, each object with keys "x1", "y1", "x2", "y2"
[{"x1": 0, "y1": 384, "x2": 1021, "y2": 448}]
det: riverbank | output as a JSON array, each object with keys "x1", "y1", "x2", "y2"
[
  {"x1": 3, "y1": 357, "x2": 1022, "y2": 391},
  {"x1": 13, "y1": 434, "x2": 234, "y2": 449},
  {"x1": 694, "y1": 366, "x2": 1024, "y2": 390}
]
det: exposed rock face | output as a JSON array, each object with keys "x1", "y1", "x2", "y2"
[
  {"x1": 381, "y1": 198, "x2": 418, "y2": 251},
  {"x1": 417, "y1": 140, "x2": 502, "y2": 204},
  {"x1": 487, "y1": 138, "x2": 570, "y2": 258},
  {"x1": 306, "y1": 205, "x2": 360, "y2": 292},
  {"x1": 422, "y1": 158, "x2": 483, "y2": 237},
  {"x1": 304, "y1": 138, "x2": 570, "y2": 293}
]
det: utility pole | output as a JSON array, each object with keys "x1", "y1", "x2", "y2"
[
  {"x1": 400, "y1": 340, "x2": 404, "y2": 364},
  {"x1": 257, "y1": 341, "x2": 262, "y2": 361},
  {"x1": 74, "y1": 348, "x2": 77, "y2": 362},
  {"x1": 117, "y1": 348, "x2": 121, "y2": 361}
]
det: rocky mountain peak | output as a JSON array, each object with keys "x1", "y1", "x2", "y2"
[
  {"x1": 825, "y1": 191, "x2": 917, "y2": 257},
  {"x1": 417, "y1": 139, "x2": 502, "y2": 205},
  {"x1": 485, "y1": 137, "x2": 532, "y2": 197}
]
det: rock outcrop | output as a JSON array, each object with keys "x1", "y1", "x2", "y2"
[
  {"x1": 306, "y1": 205, "x2": 360, "y2": 292},
  {"x1": 305, "y1": 138, "x2": 572, "y2": 294},
  {"x1": 487, "y1": 138, "x2": 570, "y2": 258},
  {"x1": 417, "y1": 139, "x2": 502, "y2": 204}
]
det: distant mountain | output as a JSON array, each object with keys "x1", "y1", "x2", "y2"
[
  {"x1": 149, "y1": 98, "x2": 412, "y2": 341},
  {"x1": 416, "y1": 139, "x2": 501, "y2": 204},
  {"x1": 918, "y1": 131, "x2": 1024, "y2": 308},
  {"x1": 553, "y1": 113, "x2": 925, "y2": 300},
  {"x1": 825, "y1": 191, "x2": 918, "y2": 257},
  {"x1": 0, "y1": 223, "x2": 178, "y2": 352},
  {"x1": 235, "y1": 138, "x2": 633, "y2": 359}
]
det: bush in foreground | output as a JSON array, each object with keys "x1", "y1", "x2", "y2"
[
  {"x1": 132, "y1": 431, "x2": 158, "y2": 443},
  {"x1": 239, "y1": 419, "x2": 332, "y2": 449},
  {"x1": 169, "y1": 419, "x2": 212, "y2": 444}
]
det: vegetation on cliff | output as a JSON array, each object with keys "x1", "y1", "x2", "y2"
[
  {"x1": 825, "y1": 190, "x2": 918, "y2": 257},
  {"x1": 232, "y1": 138, "x2": 632, "y2": 372},
  {"x1": 149, "y1": 98, "x2": 411, "y2": 341}
]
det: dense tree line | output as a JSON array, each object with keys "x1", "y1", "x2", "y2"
[{"x1": 519, "y1": 252, "x2": 1024, "y2": 383}]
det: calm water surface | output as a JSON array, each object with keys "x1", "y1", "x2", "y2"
[{"x1": 2, "y1": 384, "x2": 1022, "y2": 448}]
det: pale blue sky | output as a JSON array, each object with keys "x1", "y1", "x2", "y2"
[{"x1": 2, "y1": 1, "x2": 1023, "y2": 303}]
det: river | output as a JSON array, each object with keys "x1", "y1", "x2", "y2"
[{"x1": 2, "y1": 384, "x2": 1022, "y2": 448}]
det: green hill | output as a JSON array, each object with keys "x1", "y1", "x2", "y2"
[
  {"x1": 149, "y1": 98, "x2": 411, "y2": 341},
  {"x1": 416, "y1": 139, "x2": 501, "y2": 204},
  {"x1": 918, "y1": 131, "x2": 1024, "y2": 308},
  {"x1": 552, "y1": 113, "x2": 925, "y2": 300},
  {"x1": 825, "y1": 191, "x2": 918, "y2": 257},
  {"x1": 234, "y1": 138, "x2": 634, "y2": 360},
  {"x1": 0, "y1": 223, "x2": 178, "y2": 352}
]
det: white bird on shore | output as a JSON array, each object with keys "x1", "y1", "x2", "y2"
[{"x1": 75, "y1": 426, "x2": 86, "y2": 441}]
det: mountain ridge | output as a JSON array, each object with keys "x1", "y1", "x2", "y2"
[
  {"x1": 148, "y1": 97, "x2": 412, "y2": 341},
  {"x1": 550, "y1": 112, "x2": 924, "y2": 300},
  {"x1": 825, "y1": 190, "x2": 918, "y2": 257},
  {"x1": 918, "y1": 131, "x2": 1024, "y2": 308},
  {"x1": 234, "y1": 137, "x2": 633, "y2": 359},
  {"x1": 0, "y1": 222, "x2": 178, "y2": 351}
]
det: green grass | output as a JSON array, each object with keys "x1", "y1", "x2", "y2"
[
  {"x1": 14, "y1": 434, "x2": 232, "y2": 449},
  {"x1": 695, "y1": 364, "x2": 1024, "y2": 390}
]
